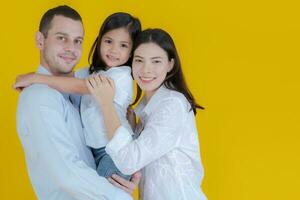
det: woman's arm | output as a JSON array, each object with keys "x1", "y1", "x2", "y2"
[
  {"x1": 14, "y1": 72, "x2": 89, "y2": 94},
  {"x1": 86, "y1": 75, "x2": 188, "y2": 175},
  {"x1": 126, "y1": 106, "x2": 137, "y2": 131},
  {"x1": 106, "y1": 97, "x2": 186, "y2": 175},
  {"x1": 85, "y1": 75, "x2": 121, "y2": 139}
]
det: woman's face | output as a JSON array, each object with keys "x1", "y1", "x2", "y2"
[{"x1": 132, "y1": 42, "x2": 174, "y2": 100}]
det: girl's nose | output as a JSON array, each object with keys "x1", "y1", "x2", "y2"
[{"x1": 109, "y1": 43, "x2": 118, "y2": 53}]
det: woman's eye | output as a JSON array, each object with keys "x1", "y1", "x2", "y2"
[
  {"x1": 153, "y1": 60, "x2": 161, "y2": 64},
  {"x1": 134, "y1": 59, "x2": 142, "y2": 63}
]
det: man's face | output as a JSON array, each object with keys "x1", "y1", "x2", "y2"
[{"x1": 38, "y1": 15, "x2": 84, "y2": 76}]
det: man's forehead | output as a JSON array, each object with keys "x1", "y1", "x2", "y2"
[{"x1": 48, "y1": 15, "x2": 84, "y2": 37}]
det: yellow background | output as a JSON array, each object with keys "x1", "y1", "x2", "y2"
[{"x1": 1, "y1": 0, "x2": 300, "y2": 199}]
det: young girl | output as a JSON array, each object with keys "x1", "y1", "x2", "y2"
[
  {"x1": 86, "y1": 29, "x2": 207, "y2": 200},
  {"x1": 14, "y1": 12, "x2": 141, "y2": 181}
]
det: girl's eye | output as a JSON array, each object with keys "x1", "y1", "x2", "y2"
[
  {"x1": 121, "y1": 43, "x2": 128, "y2": 48},
  {"x1": 104, "y1": 39, "x2": 112, "y2": 44}
]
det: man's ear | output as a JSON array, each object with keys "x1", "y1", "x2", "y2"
[
  {"x1": 35, "y1": 31, "x2": 45, "y2": 50},
  {"x1": 168, "y1": 58, "x2": 175, "y2": 72}
]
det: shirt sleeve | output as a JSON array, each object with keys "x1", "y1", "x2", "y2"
[
  {"x1": 81, "y1": 96, "x2": 108, "y2": 148},
  {"x1": 113, "y1": 71, "x2": 133, "y2": 109},
  {"x1": 106, "y1": 97, "x2": 186, "y2": 175},
  {"x1": 68, "y1": 67, "x2": 90, "y2": 109},
  {"x1": 18, "y1": 87, "x2": 132, "y2": 200}
]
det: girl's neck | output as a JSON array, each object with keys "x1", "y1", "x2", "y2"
[{"x1": 105, "y1": 65, "x2": 122, "y2": 71}]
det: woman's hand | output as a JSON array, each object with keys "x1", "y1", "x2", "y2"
[
  {"x1": 13, "y1": 72, "x2": 37, "y2": 91},
  {"x1": 127, "y1": 106, "x2": 137, "y2": 130},
  {"x1": 108, "y1": 171, "x2": 142, "y2": 194},
  {"x1": 85, "y1": 75, "x2": 115, "y2": 107}
]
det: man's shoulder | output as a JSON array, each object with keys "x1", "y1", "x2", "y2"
[
  {"x1": 19, "y1": 84, "x2": 64, "y2": 106},
  {"x1": 75, "y1": 67, "x2": 90, "y2": 79}
]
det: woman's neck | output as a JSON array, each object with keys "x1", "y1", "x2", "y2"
[{"x1": 144, "y1": 90, "x2": 156, "y2": 103}]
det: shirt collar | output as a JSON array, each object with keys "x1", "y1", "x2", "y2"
[
  {"x1": 135, "y1": 85, "x2": 170, "y2": 117},
  {"x1": 37, "y1": 65, "x2": 71, "y2": 101},
  {"x1": 37, "y1": 65, "x2": 52, "y2": 75}
]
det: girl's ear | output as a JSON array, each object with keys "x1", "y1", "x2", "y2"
[
  {"x1": 35, "y1": 31, "x2": 45, "y2": 50},
  {"x1": 168, "y1": 58, "x2": 175, "y2": 72}
]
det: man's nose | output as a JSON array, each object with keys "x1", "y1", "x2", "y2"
[{"x1": 64, "y1": 40, "x2": 75, "y2": 51}]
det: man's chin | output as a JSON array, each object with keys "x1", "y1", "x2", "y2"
[{"x1": 57, "y1": 65, "x2": 76, "y2": 76}]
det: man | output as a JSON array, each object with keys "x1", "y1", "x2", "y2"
[{"x1": 16, "y1": 5, "x2": 139, "y2": 200}]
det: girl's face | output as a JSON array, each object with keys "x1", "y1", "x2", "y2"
[
  {"x1": 132, "y1": 42, "x2": 174, "y2": 100},
  {"x1": 100, "y1": 27, "x2": 132, "y2": 69}
]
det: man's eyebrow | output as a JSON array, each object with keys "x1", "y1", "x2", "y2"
[
  {"x1": 55, "y1": 32, "x2": 68, "y2": 36},
  {"x1": 55, "y1": 32, "x2": 83, "y2": 40}
]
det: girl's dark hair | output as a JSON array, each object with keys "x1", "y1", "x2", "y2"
[
  {"x1": 131, "y1": 28, "x2": 204, "y2": 115},
  {"x1": 88, "y1": 12, "x2": 141, "y2": 74}
]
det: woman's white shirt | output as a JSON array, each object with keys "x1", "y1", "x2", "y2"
[{"x1": 106, "y1": 86, "x2": 207, "y2": 200}]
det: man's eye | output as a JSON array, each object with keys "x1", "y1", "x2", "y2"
[
  {"x1": 57, "y1": 36, "x2": 65, "y2": 41},
  {"x1": 75, "y1": 39, "x2": 82, "y2": 45}
]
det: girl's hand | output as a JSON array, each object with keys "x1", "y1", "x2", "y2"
[
  {"x1": 13, "y1": 72, "x2": 37, "y2": 91},
  {"x1": 108, "y1": 171, "x2": 142, "y2": 194},
  {"x1": 85, "y1": 75, "x2": 115, "y2": 107},
  {"x1": 127, "y1": 106, "x2": 137, "y2": 130}
]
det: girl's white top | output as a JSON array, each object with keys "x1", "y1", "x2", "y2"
[
  {"x1": 106, "y1": 85, "x2": 207, "y2": 200},
  {"x1": 80, "y1": 66, "x2": 133, "y2": 148}
]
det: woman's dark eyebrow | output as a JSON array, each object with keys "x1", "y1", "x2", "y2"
[{"x1": 150, "y1": 56, "x2": 164, "y2": 59}]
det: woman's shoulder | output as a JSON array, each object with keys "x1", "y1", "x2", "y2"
[{"x1": 157, "y1": 87, "x2": 191, "y2": 112}]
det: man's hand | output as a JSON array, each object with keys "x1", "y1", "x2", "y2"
[
  {"x1": 108, "y1": 171, "x2": 142, "y2": 194},
  {"x1": 13, "y1": 72, "x2": 36, "y2": 91}
]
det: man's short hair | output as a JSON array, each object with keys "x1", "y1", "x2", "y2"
[{"x1": 39, "y1": 5, "x2": 82, "y2": 37}]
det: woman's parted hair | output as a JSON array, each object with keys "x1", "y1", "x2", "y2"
[{"x1": 131, "y1": 28, "x2": 204, "y2": 115}]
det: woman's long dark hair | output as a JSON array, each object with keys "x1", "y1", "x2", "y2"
[
  {"x1": 88, "y1": 12, "x2": 141, "y2": 74},
  {"x1": 131, "y1": 29, "x2": 204, "y2": 115}
]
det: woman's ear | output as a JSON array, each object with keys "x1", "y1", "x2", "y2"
[
  {"x1": 35, "y1": 31, "x2": 45, "y2": 50},
  {"x1": 168, "y1": 58, "x2": 175, "y2": 72}
]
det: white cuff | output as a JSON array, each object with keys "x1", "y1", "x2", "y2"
[{"x1": 106, "y1": 126, "x2": 132, "y2": 157}]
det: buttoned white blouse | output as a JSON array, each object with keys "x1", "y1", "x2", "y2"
[{"x1": 106, "y1": 86, "x2": 207, "y2": 200}]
